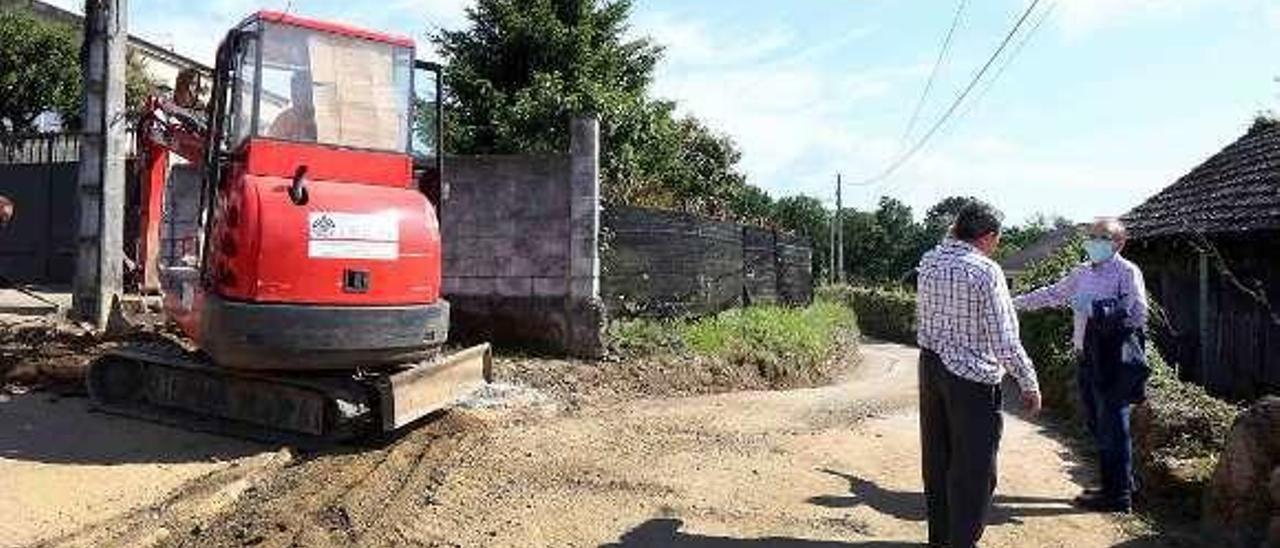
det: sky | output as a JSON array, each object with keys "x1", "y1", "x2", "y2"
[{"x1": 46, "y1": 0, "x2": 1280, "y2": 224}]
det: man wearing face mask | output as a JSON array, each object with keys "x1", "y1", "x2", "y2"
[
  {"x1": 1013, "y1": 218, "x2": 1149, "y2": 513},
  {"x1": 917, "y1": 201, "x2": 1042, "y2": 548}
]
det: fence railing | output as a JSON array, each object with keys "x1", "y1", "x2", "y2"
[
  {"x1": 0, "y1": 132, "x2": 140, "y2": 165},
  {"x1": 0, "y1": 133, "x2": 82, "y2": 165}
]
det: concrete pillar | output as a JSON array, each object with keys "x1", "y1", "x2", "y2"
[
  {"x1": 566, "y1": 116, "x2": 604, "y2": 357},
  {"x1": 568, "y1": 116, "x2": 600, "y2": 299},
  {"x1": 73, "y1": 0, "x2": 128, "y2": 329}
]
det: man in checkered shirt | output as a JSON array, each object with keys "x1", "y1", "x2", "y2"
[{"x1": 915, "y1": 201, "x2": 1041, "y2": 548}]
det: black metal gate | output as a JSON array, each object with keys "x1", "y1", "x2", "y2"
[{"x1": 0, "y1": 134, "x2": 82, "y2": 284}]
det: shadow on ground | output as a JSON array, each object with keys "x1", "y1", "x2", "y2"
[
  {"x1": 0, "y1": 392, "x2": 264, "y2": 464},
  {"x1": 601, "y1": 518, "x2": 925, "y2": 547},
  {"x1": 808, "y1": 469, "x2": 1087, "y2": 525}
]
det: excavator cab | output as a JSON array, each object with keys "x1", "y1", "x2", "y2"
[{"x1": 157, "y1": 11, "x2": 450, "y2": 370}]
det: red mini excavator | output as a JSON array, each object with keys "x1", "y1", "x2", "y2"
[{"x1": 87, "y1": 11, "x2": 490, "y2": 442}]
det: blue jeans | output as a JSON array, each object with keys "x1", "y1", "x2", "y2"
[{"x1": 1078, "y1": 361, "x2": 1133, "y2": 502}]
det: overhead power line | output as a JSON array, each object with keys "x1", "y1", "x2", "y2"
[
  {"x1": 890, "y1": 0, "x2": 1058, "y2": 200},
  {"x1": 948, "y1": 1, "x2": 1057, "y2": 139},
  {"x1": 899, "y1": 0, "x2": 970, "y2": 147},
  {"x1": 857, "y1": 0, "x2": 1046, "y2": 190}
]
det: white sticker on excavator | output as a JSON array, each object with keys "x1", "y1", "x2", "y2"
[{"x1": 308, "y1": 212, "x2": 399, "y2": 260}]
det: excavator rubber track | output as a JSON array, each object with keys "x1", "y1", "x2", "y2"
[{"x1": 86, "y1": 340, "x2": 492, "y2": 445}]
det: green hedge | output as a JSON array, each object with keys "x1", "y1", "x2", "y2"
[
  {"x1": 1012, "y1": 236, "x2": 1089, "y2": 421},
  {"x1": 816, "y1": 285, "x2": 917, "y2": 344}
]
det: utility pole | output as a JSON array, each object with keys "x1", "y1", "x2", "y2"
[
  {"x1": 836, "y1": 173, "x2": 844, "y2": 284},
  {"x1": 73, "y1": 0, "x2": 128, "y2": 329},
  {"x1": 828, "y1": 197, "x2": 835, "y2": 284}
]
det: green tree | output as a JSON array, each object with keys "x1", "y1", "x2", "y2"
[
  {"x1": 874, "y1": 196, "x2": 921, "y2": 278},
  {"x1": 730, "y1": 183, "x2": 773, "y2": 227},
  {"x1": 921, "y1": 195, "x2": 980, "y2": 239},
  {"x1": 431, "y1": 0, "x2": 756, "y2": 220},
  {"x1": 0, "y1": 9, "x2": 79, "y2": 132},
  {"x1": 1, "y1": 9, "x2": 164, "y2": 134},
  {"x1": 771, "y1": 195, "x2": 832, "y2": 280},
  {"x1": 124, "y1": 50, "x2": 160, "y2": 121}
]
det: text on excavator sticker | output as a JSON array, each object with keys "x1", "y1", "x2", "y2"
[{"x1": 307, "y1": 212, "x2": 400, "y2": 260}]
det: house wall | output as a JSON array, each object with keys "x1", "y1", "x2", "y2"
[{"x1": 1128, "y1": 232, "x2": 1280, "y2": 400}]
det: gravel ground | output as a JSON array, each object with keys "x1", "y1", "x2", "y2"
[{"x1": 11, "y1": 341, "x2": 1170, "y2": 548}]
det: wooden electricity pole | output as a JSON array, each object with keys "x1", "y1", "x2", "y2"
[
  {"x1": 73, "y1": 0, "x2": 128, "y2": 328},
  {"x1": 828, "y1": 195, "x2": 835, "y2": 284},
  {"x1": 836, "y1": 173, "x2": 844, "y2": 284}
]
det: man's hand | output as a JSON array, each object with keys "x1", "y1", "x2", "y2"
[{"x1": 1021, "y1": 390, "x2": 1042, "y2": 416}]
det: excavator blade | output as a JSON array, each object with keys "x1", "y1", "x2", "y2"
[
  {"x1": 85, "y1": 342, "x2": 493, "y2": 444},
  {"x1": 379, "y1": 343, "x2": 492, "y2": 431}
]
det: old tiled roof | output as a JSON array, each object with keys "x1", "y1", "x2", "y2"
[{"x1": 1123, "y1": 118, "x2": 1280, "y2": 239}]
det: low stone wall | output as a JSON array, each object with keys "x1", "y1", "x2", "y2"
[{"x1": 1204, "y1": 396, "x2": 1280, "y2": 547}]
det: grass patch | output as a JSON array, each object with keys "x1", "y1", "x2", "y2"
[
  {"x1": 606, "y1": 301, "x2": 857, "y2": 387},
  {"x1": 682, "y1": 301, "x2": 855, "y2": 382}
]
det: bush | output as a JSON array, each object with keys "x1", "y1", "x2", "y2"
[
  {"x1": 607, "y1": 301, "x2": 857, "y2": 387},
  {"x1": 1133, "y1": 350, "x2": 1240, "y2": 516},
  {"x1": 817, "y1": 285, "x2": 917, "y2": 344},
  {"x1": 1013, "y1": 235, "x2": 1085, "y2": 421},
  {"x1": 683, "y1": 301, "x2": 856, "y2": 384}
]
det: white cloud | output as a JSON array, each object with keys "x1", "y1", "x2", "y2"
[
  {"x1": 387, "y1": 0, "x2": 473, "y2": 30},
  {"x1": 1052, "y1": 0, "x2": 1280, "y2": 36},
  {"x1": 635, "y1": 13, "x2": 794, "y2": 68},
  {"x1": 37, "y1": 0, "x2": 80, "y2": 14}
]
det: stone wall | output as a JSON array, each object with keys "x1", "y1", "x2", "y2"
[
  {"x1": 441, "y1": 117, "x2": 604, "y2": 357},
  {"x1": 602, "y1": 205, "x2": 813, "y2": 318},
  {"x1": 1204, "y1": 396, "x2": 1280, "y2": 547}
]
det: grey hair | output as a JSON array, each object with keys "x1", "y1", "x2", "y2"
[{"x1": 1090, "y1": 217, "x2": 1127, "y2": 240}]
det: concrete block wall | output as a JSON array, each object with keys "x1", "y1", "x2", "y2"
[
  {"x1": 776, "y1": 231, "x2": 814, "y2": 306},
  {"x1": 742, "y1": 226, "x2": 778, "y2": 306},
  {"x1": 602, "y1": 205, "x2": 813, "y2": 318},
  {"x1": 442, "y1": 117, "x2": 604, "y2": 357}
]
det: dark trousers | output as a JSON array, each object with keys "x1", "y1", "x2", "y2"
[
  {"x1": 919, "y1": 349, "x2": 1003, "y2": 548},
  {"x1": 1077, "y1": 362, "x2": 1134, "y2": 502}
]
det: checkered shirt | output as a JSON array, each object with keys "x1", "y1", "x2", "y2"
[{"x1": 916, "y1": 238, "x2": 1040, "y2": 394}]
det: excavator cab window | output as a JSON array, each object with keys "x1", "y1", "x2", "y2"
[
  {"x1": 412, "y1": 61, "x2": 444, "y2": 206},
  {"x1": 244, "y1": 22, "x2": 414, "y2": 152}
]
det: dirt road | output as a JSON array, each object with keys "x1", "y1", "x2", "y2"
[
  {"x1": 0, "y1": 393, "x2": 276, "y2": 548},
  {"x1": 11, "y1": 342, "x2": 1166, "y2": 547}
]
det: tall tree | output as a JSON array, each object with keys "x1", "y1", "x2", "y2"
[
  {"x1": 431, "y1": 0, "x2": 757, "y2": 220},
  {"x1": 873, "y1": 196, "x2": 922, "y2": 280},
  {"x1": 0, "y1": 9, "x2": 79, "y2": 133},
  {"x1": 729, "y1": 183, "x2": 773, "y2": 227}
]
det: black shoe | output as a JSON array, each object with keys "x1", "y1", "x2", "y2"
[
  {"x1": 1073, "y1": 492, "x2": 1131, "y2": 513},
  {"x1": 1080, "y1": 486, "x2": 1103, "y2": 497}
]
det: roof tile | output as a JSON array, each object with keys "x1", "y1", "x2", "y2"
[{"x1": 1123, "y1": 118, "x2": 1280, "y2": 238}]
